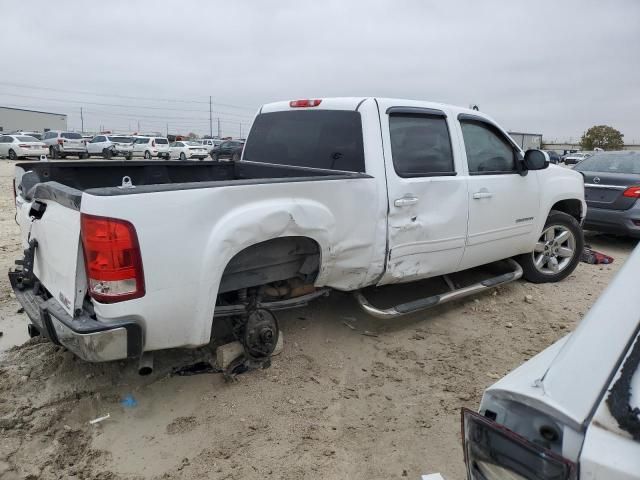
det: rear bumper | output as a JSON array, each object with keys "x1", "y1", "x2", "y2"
[
  {"x1": 583, "y1": 203, "x2": 640, "y2": 238},
  {"x1": 8, "y1": 270, "x2": 143, "y2": 362}
]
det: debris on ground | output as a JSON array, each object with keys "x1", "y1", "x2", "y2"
[
  {"x1": 89, "y1": 414, "x2": 110, "y2": 425},
  {"x1": 524, "y1": 295, "x2": 534, "y2": 303},
  {"x1": 362, "y1": 330, "x2": 379, "y2": 337},
  {"x1": 120, "y1": 394, "x2": 138, "y2": 408},
  {"x1": 581, "y1": 246, "x2": 614, "y2": 265},
  {"x1": 172, "y1": 361, "x2": 221, "y2": 376}
]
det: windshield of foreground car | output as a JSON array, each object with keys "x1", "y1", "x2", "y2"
[{"x1": 575, "y1": 152, "x2": 640, "y2": 174}]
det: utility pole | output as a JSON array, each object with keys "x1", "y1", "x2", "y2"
[
  {"x1": 209, "y1": 96, "x2": 213, "y2": 138},
  {"x1": 166, "y1": 122, "x2": 169, "y2": 137},
  {"x1": 137, "y1": 120, "x2": 140, "y2": 133},
  {"x1": 80, "y1": 107, "x2": 84, "y2": 133},
  {"x1": 217, "y1": 118, "x2": 220, "y2": 138},
  {"x1": 239, "y1": 122, "x2": 242, "y2": 138}
]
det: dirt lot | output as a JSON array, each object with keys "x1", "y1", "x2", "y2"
[{"x1": 0, "y1": 159, "x2": 636, "y2": 480}]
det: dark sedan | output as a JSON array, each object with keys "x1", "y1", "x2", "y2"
[
  {"x1": 575, "y1": 151, "x2": 640, "y2": 237},
  {"x1": 544, "y1": 150, "x2": 561, "y2": 164},
  {"x1": 211, "y1": 140, "x2": 244, "y2": 161}
]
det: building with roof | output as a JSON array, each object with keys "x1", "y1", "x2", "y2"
[{"x1": 0, "y1": 106, "x2": 67, "y2": 133}]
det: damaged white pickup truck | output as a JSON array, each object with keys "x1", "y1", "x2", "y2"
[{"x1": 9, "y1": 97, "x2": 585, "y2": 370}]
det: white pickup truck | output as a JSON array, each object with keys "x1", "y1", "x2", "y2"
[{"x1": 9, "y1": 97, "x2": 585, "y2": 369}]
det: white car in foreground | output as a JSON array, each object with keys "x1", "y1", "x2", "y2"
[
  {"x1": 463, "y1": 245, "x2": 640, "y2": 479},
  {"x1": 169, "y1": 141, "x2": 210, "y2": 160},
  {"x1": 0, "y1": 134, "x2": 47, "y2": 159}
]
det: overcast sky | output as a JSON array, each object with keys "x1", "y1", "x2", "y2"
[{"x1": 2, "y1": 0, "x2": 639, "y2": 141}]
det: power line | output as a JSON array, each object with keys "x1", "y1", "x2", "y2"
[
  {"x1": 0, "y1": 92, "x2": 255, "y2": 119},
  {"x1": 0, "y1": 80, "x2": 256, "y2": 111}
]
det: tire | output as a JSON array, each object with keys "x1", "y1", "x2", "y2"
[
  {"x1": 102, "y1": 148, "x2": 112, "y2": 160},
  {"x1": 144, "y1": 151, "x2": 151, "y2": 160},
  {"x1": 232, "y1": 152, "x2": 240, "y2": 161},
  {"x1": 125, "y1": 154, "x2": 132, "y2": 160},
  {"x1": 8, "y1": 149, "x2": 17, "y2": 160},
  {"x1": 211, "y1": 153, "x2": 218, "y2": 161},
  {"x1": 179, "y1": 152, "x2": 187, "y2": 161},
  {"x1": 517, "y1": 210, "x2": 584, "y2": 283},
  {"x1": 50, "y1": 147, "x2": 58, "y2": 159}
]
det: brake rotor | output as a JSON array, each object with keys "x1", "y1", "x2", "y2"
[{"x1": 242, "y1": 308, "x2": 279, "y2": 359}]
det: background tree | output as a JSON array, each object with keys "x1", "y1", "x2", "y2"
[
  {"x1": 580, "y1": 125, "x2": 624, "y2": 151},
  {"x1": 187, "y1": 132, "x2": 199, "y2": 140}
]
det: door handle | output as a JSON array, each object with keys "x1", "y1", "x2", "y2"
[
  {"x1": 472, "y1": 191, "x2": 493, "y2": 199},
  {"x1": 394, "y1": 196, "x2": 418, "y2": 207}
]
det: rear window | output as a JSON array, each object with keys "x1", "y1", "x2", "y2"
[
  {"x1": 17, "y1": 136, "x2": 39, "y2": 142},
  {"x1": 186, "y1": 141, "x2": 201, "y2": 146},
  {"x1": 575, "y1": 152, "x2": 640, "y2": 174},
  {"x1": 61, "y1": 132, "x2": 82, "y2": 139},
  {"x1": 155, "y1": 138, "x2": 169, "y2": 144},
  {"x1": 134, "y1": 137, "x2": 150, "y2": 144},
  {"x1": 243, "y1": 110, "x2": 365, "y2": 172},
  {"x1": 109, "y1": 136, "x2": 132, "y2": 143}
]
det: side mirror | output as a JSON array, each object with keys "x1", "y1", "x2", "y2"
[{"x1": 523, "y1": 149, "x2": 549, "y2": 170}]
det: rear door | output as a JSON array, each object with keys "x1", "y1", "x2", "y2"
[
  {"x1": 458, "y1": 115, "x2": 540, "y2": 269},
  {"x1": 378, "y1": 104, "x2": 469, "y2": 283}
]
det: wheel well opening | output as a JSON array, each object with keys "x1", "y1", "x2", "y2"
[
  {"x1": 218, "y1": 236, "x2": 321, "y2": 295},
  {"x1": 551, "y1": 199, "x2": 582, "y2": 222}
]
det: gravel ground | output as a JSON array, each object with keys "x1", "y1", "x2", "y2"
[{"x1": 0, "y1": 158, "x2": 636, "y2": 480}]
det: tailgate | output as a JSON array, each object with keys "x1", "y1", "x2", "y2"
[{"x1": 29, "y1": 200, "x2": 85, "y2": 317}]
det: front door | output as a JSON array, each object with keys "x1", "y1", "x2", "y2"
[
  {"x1": 458, "y1": 116, "x2": 540, "y2": 270},
  {"x1": 379, "y1": 105, "x2": 469, "y2": 285}
]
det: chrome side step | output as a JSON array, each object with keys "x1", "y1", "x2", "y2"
[{"x1": 354, "y1": 259, "x2": 523, "y2": 319}]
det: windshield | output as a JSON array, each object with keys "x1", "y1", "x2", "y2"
[
  {"x1": 243, "y1": 110, "x2": 365, "y2": 172},
  {"x1": 575, "y1": 152, "x2": 640, "y2": 174},
  {"x1": 155, "y1": 138, "x2": 169, "y2": 144},
  {"x1": 61, "y1": 132, "x2": 82, "y2": 139},
  {"x1": 17, "y1": 136, "x2": 39, "y2": 142},
  {"x1": 109, "y1": 136, "x2": 132, "y2": 143}
]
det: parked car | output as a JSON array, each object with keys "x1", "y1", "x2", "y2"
[
  {"x1": 130, "y1": 136, "x2": 170, "y2": 159},
  {"x1": 544, "y1": 150, "x2": 561, "y2": 164},
  {"x1": 9, "y1": 97, "x2": 585, "y2": 367},
  {"x1": 574, "y1": 150, "x2": 640, "y2": 238},
  {"x1": 199, "y1": 138, "x2": 222, "y2": 153},
  {"x1": 42, "y1": 131, "x2": 88, "y2": 159},
  {"x1": 462, "y1": 243, "x2": 640, "y2": 479},
  {"x1": 0, "y1": 135, "x2": 47, "y2": 160},
  {"x1": 11, "y1": 131, "x2": 43, "y2": 140},
  {"x1": 87, "y1": 135, "x2": 134, "y2": 159},
  {"x1": 211, "y1": 139, "x2": 244, "y2": 161},
  {"x1": 563, "y1": 151, "x2": 591, "y2": 165},
  {"x1": 169, "y1": 141, "x2": 210, "y2": 160}
]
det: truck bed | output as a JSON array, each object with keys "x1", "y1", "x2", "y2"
[{"x1": 16, "y1": 160, "x2": 367, "y2": 209}]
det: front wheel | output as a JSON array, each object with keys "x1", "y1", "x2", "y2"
[
  {"x1": 8, "y1": 149, "x2": 17, "y2": 160},
  {"x1": 517, "y1": 210, "x2": 583, "y2": 283},
  {"x1": 179, "y1": 152, "x2": 187, "y2": 161},
  {"x1": 144, "y1": 151, "x2": 151, "y2": 160}
]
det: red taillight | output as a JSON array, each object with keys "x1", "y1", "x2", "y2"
[
  {"x1": 18, "y1": 144, "x2": 29, "y2": 148},
  {"x1": 57, "y1": 139, "x2": 64, "y2": 145},
  {"x1": 80, "y1": 214, "x2": 145, "y2": 303},
  {"x1": 289, "y1": 99, "x2": 322, "y2": 108},
  {"x1": 623, "y1": 185, "x2": 640, "y2": 198},
  {"x1": 152, "y1": 140, "x2": 156, "y2": 147}
]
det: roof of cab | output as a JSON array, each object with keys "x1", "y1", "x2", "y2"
[{"x1": 259, "y1": 97, "x2": 499, "y2": 124}]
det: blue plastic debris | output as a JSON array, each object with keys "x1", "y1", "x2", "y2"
[{"x1": 120, "y1": 394, "x2": 138, "y2": 408}]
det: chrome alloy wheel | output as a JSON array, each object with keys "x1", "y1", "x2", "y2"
[{"x1": 532, "y1": 225, "x2": 576, "y2": 275}]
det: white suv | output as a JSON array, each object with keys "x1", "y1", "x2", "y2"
[
  {"x1": 131, "y1": 136, "x2": 171, "y2": 159},
  {"x1": 87, "y1": 135, "x2": 134, "y2": 159},
  {"x1": 42, "y1": 131, "x2": 88, "y2": 159},
  {"x1": 199, "y1": 138, "x2": 222, "y2": 154}
]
